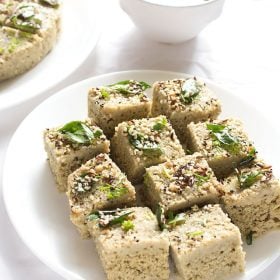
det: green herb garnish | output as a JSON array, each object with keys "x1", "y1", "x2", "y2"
[
  {"x1": 153, "y1": 117, "x2": 168, "y2": 131},
  {"x1": 107, "y1": 80, "x2": 151, "y2": 95},
  {"x1": 40, "y1": 0, "x2": 60, "y2": 7},
  {"x1": 194, "y1": 173, "x2": 210, "y2": 186},
  {"x1": 156, "y1": 205, "x2": 166, "y2": 231},
  {"x1": 58, "y1": 121, "x2": 102, "y2": 144},
  {"x1": 128, "y1": 132, "x2": 163, "y2": 157},
  {"x1": 239, "y1": 147, "x2": 257, "y2": 167},
  {"x1": 8, "y1": 5, "x2": 42, "y2": 34},
  {"x1": 166, "y1": 212, "x2": 186, "y2": 228},
  {"x1": 7, "y1": 37, "x2": 20, "y2": 53},
  {"x1": 180, "y1": 78, "x2": 202, "y2": 104},
  {"x1": 87, "y1": 210, "x2": 134, "y2": 228},
  {"x1": 207, "y1": 123, "x2": 240, "y2": 154},
  {"x1": 236, "y1": 170, "x2": 262, "y2": 189},
  {"x1": 246, "y1": 231, "x2": 253, "y2": 245},
  {"x1": 186, "y1": 230, "x2": 204, "y2": 238},
  {"x1": 156, "y1": 206, "x2": 185, "y2": 230},
  {"x1": 121, "y1": 220, "x2": 134, "y2": 232},
  {"x1": 99, "y1": 183, "x2": 128, "y2": 200},
  {"x1": 100, "y1": 88, "x2": 110, "y2": 100}
]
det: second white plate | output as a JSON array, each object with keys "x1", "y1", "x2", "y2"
[
  {"x1": 3, "y1": 70, "x2": 280, "y2": 280},
  {"x1": 0, "y1": 0, "x2": 100, "y2": 112}
]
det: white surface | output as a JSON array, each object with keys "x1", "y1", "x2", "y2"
[
  {"x1": 0, "y1": 0, "x2": 100, "y2": 112},
  {"x1": 3, "y1": 70, "x2": 280, "y2": 280},
  {"x1": 120, "y1": 0, "x2": 225, "y2": 43},
  {"x1": 0, "y1": 0, "x2": 280, "y2": 279}
]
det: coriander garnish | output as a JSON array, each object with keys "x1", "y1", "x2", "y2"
[
  {"x1": 207, "y1": 123, "x2": 240, "y2": 155},
  {"x1": 87, "y1": 209, "x2": 134, "y2": 228},
  {"x1": 100, "y1": 88, "x2": 110, "y2": 100},
  {"x1": 156, "y1": 205, "x2": 166, "y2": 231},
  {"x1": 186, "y1": 230, "x2": 204, "y2": 238},
  {"x1": 121, "y1": 220, "x2": 134, "y2": 232},
  {"x1": 128, "y1": 130, "x2": 163, "y2": 157},
  {"x1": 239, "y1": 147, "x2": 257, "y2": 167},
  {"x1": 99, "y1": 183, "x2": 128, "y2": 200},
  {"x1": 153, "y1": 117, "x2": 168, "y2": 131},
  {"x1": 236, "y1": 169, "x2": 262, "y2": 189},
  {"x1": 8, "y1": 5, "x2": 42, "y2": 34},
  {"x1": 194, "y1": 173, "x2": 210, "y2": 186},
  {"x1": 166, "y1": 212, "x2": 186, "y2": 228},
  {"x1": 156, "y1": 205, "x2": 186, "y2": 231},
  {"x1": 180, "y1": 78, "x2": 202, "y2": 104},
  {"x1": 40, "y1": 0, "x2": 60, "y2": 7},
  {"x1": 107, "y1": 80, "x2": 151, "y2": 95},
  {"x1": 58, "y1": 121, "x2": 102, "y2": 144}
]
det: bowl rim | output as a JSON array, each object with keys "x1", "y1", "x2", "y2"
[{"x1": 138, "y1": 0, "x2": 223, "y2": 8}]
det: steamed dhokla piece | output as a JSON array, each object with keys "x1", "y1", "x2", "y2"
[
  {"x1": 88, "y1": 207, "x2": 169, "y2": 280},
  {"x1": 144, "y1": 153, "x2": 222, "y2": 213},
  {"x1": 151, "y1": 77, "x2": 221, "y2": 142},
  {"x1": 168, "y1": 204, "x2": 245, "y2": 280},
  {"x1": 44, "y1": 120, "x2": 110, "y2": 192},
  {"x1": 186, "y1": 118, "x2": 256, "y2": 178},
  {"x1": 111, "y1": 116, "x2": 185, "y2": 183},
  {"x1": 88, "y1": 80, "x2": 152, "y2": 138},
  {"x1": 67, "y1": 154, "x2": 136, "y2": 239},
  {"x1": 0, "y1": 1, "x2": 60, "y2": 81},
  {"x1": 221, "y1": 159, "x2": 280, "y2": 242}
]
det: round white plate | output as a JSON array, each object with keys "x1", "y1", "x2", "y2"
[
  {"x1": 0, "y1": 0, "x2": 100, "y2": 112},
  {"x1": 3, "y1": 70, "x2": 280, "y2": 280}
]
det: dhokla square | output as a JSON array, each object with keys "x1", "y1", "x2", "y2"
[
  {"x1": 151, "y1": 77, "x2": 221, "y2": 141},
  {"x1": 168, "y1": 204, "x2": 245, "y2": 280},
  {"x1": 67, "y1": 153, "x2": 136, "y2": 239},
  {"x1": 111, "y1": 115, "x2": 185, "y2": 183},
  {"x1": 221, "y1": 158, "x2": 280, "y2": 243},
  {"x1": 43, "y1": 119, "x2": 110, "y2": 192},
  {"x1": 186, "y1": 118, "x2": 256, "y2": 178},
  {"x1": 144, "y1": 153, "x2": 222, "y2": 213},
  {"x1": 88, "y1": 80, "x2": 152, "y2": 138},
  {"x1": 87, "y1": 207, "x2": 170, "y2": 280}
]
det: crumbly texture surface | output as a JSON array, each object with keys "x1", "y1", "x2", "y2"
[
  {"x1": 186, "y1": 118, "x2": 255, "y2": 178},
  {"x1": 144, "y1": 153, "x2": 222, "y2": 213},
  {"x1": 0, "y1": 0, "x2": 60, "y2": 81},
  {"x1": 169, "y1": 204, "x2": 245, "y2": 280},
  {"x1": 67, "y1": 154, "x2": 136, "y2": 239},
  {"x1": 88, "y1": 207, "x2": 170, "y2": 280},
  {"x1": 221, "y1": 159, "x2": 280, "y2": 240},
  {"x1": 88, "y1": 80, "x2": 152, "y2": 138},
  {"x1": 111, "y1": 116, "x2": 185, "y2": 183},
  {"x1": 151, "y1": 78, "x2": 221, "y2": 142},
  {"x1": 44, "y1": 119, "x2": 110, "y2": 192}
]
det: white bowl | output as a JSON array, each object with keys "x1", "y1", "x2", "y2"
[{"x1": 119, "y1": 0, "x2": 225, "y2": 44}]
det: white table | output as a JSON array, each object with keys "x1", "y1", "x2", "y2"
[{"x1": 0, "y1": 0, "x2": 280, "y2": 279}]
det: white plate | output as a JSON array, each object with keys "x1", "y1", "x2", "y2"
[
  {"x1": 3, "y1": 70, "x2": 280, "y2": 280},
  {"x1": 0, "y1": 0, "x2": 100, "y2": 112}
]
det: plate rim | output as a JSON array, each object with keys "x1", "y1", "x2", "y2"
[
  {"x1": 0, "y1": 0, "x2": 101, "y2": 112},
  {"x1": 2, "y1": 69, "x2": 280, "y2": 280}
]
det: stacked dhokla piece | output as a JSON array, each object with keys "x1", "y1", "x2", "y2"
[
  {"x1": 88, "y1": 80, "x2": 152, "y2": 138},
  {"x1": 221, "y1": 158, "x2": 280, "y2": 241},
  {"x1": 111, "y1": 115, "x2": 185, "y2": 183},
  {"x1": 87, "y1": 207, "x2": 170, "y2": 280},
  {"x1": 143, "y1": 153, "x2": 222, "y2": 213},
  {"x1": 168, "y1": 205, "x2": 245, "y2": 280},
  {"x1": 186, "y1": 118, "x2": 256, "y2": 178},
  {"x1": 151, "y1": 77, "x2": 221, "y2": 142},
  {"x1": 44, "y1": 119, "x2": 110, "y2": 192},
  {"x1": 67, "y1": 153, "x2": 136, "y2": 239}
]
